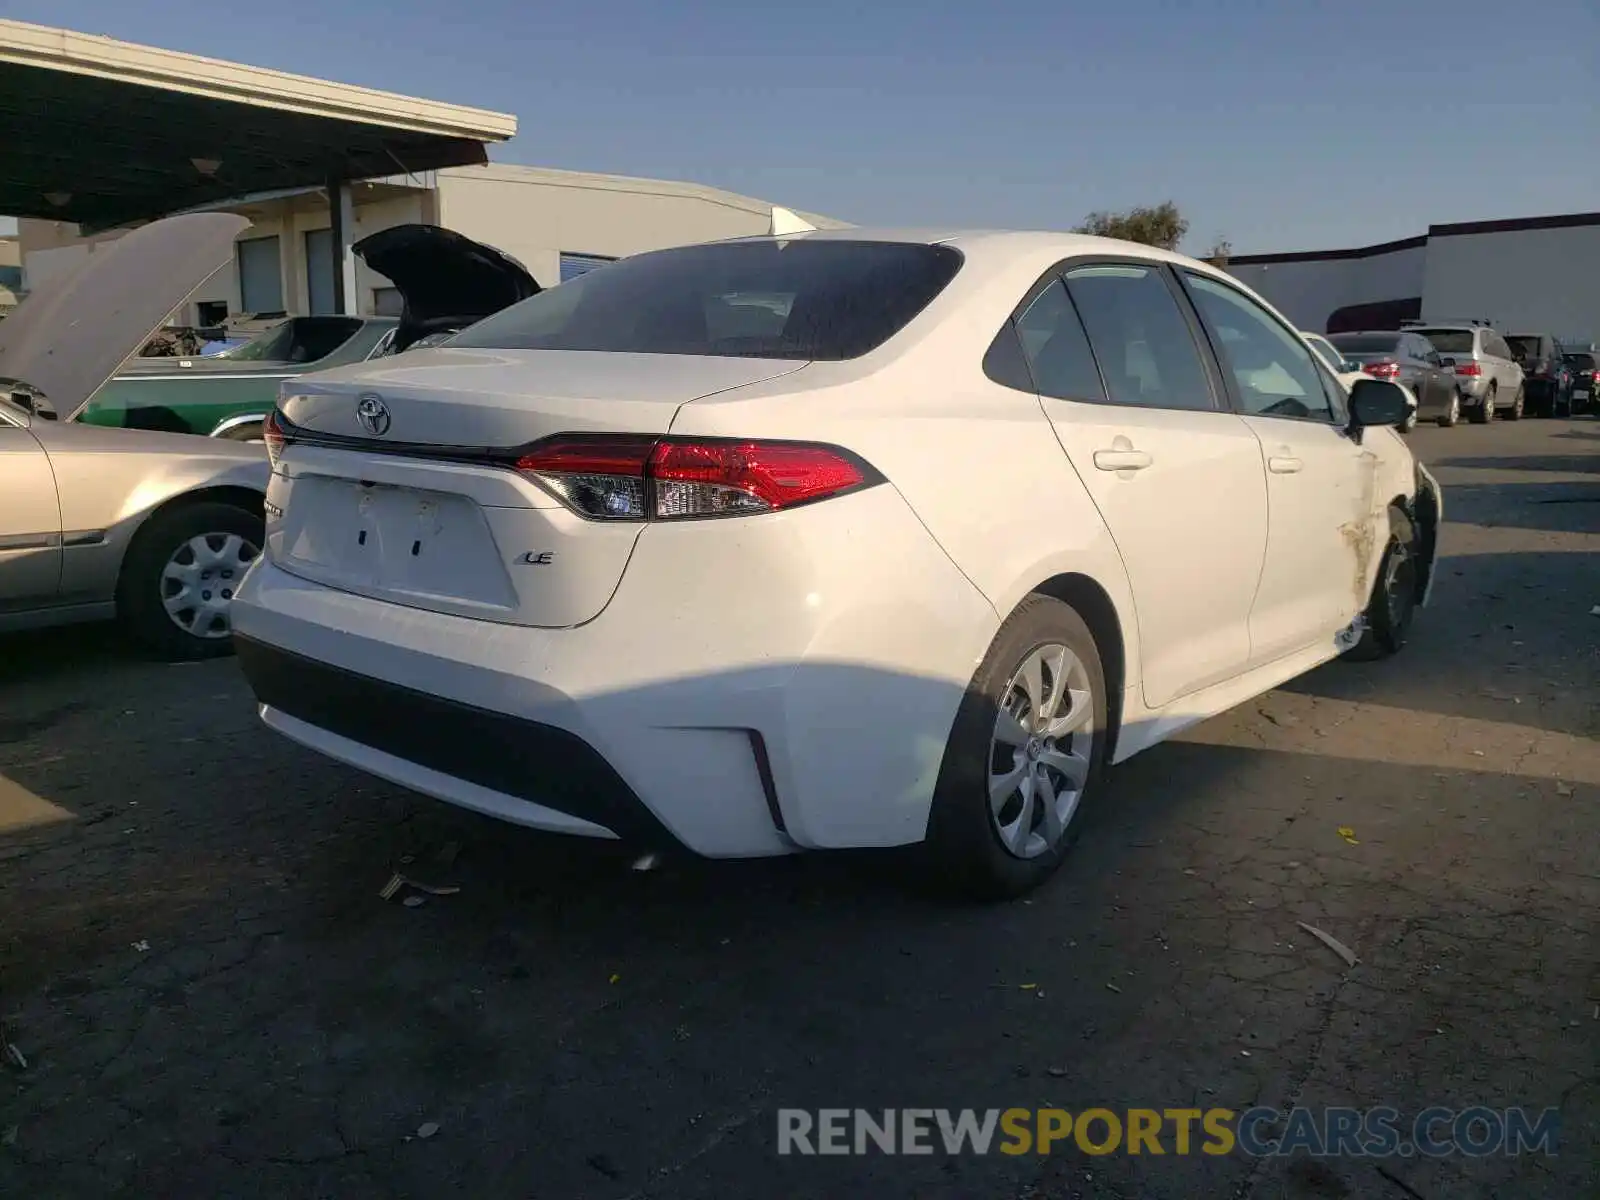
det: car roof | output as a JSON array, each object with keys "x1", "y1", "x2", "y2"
[{"x1": 727, "y1": 226, "x2": 1219, "y2": 270}]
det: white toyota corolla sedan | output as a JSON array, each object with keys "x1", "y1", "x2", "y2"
[{"x1": 232, "y1": 230, "x2": 1442, "y2": 898}]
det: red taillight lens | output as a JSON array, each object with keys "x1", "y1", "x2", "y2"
[
  {"x1": 651, "y1": 441, "x2": 867, "y2": 517},
  {"x1": 515, "y1": 436, "x2": 874, "y2": 521},
  {"x1": 263, "y1": 408, "x2": 288, "y2": 468},
  {"x1": 1363, "y1": 361, "x2": 1400, "y2": 379},
  {"x1": 1453, "y1": 362, "x2": 1482, "y2": 377}
]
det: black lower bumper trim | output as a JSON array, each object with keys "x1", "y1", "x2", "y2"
[{"x1": 234, "y1": 635, "x2": 683, "y2": 850}]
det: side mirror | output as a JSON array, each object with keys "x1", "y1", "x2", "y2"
[{"x1": 1348, "y1": 378, "x2": 1411, "y2": 431}]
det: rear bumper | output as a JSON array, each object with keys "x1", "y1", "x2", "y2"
[
  {"x1": 235, "y1": 635, "x2": 680, "y2": 848},
  {"x1": 230, "y1": 484, "x2": 1000, "y2": 857}
]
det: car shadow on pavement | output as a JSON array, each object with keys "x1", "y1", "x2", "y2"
[
  {"x1": 0, "y1": 622, "x2": 154, "y2": 689},
  {"x1": 1435, "y1": 481, "x2": 1600, "y2": 535},
  {"x1": 1279, "y1": 550, "x2": 1598, "y2": 737},
  {"x1": 1435, "y1": 452, "x2": 1599, "y2": 475},
  {"x1": 0, "y1": 649, "x2": 1595, "y2": 1199}
]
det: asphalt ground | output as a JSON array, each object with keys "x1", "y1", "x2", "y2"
[{"x1": 1, "y1": 414, "x2": 1596, "y2": 1198}]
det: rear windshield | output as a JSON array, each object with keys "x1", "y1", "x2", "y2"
[
  {"x1": 1409, "y1": 329, "x2": 1475, "y2": 354},
  {"x1": 449, "y1": 240, "x2": 964, "y2": 360},
  {"x1": 1504, "y1": 336, "x2": 1542, "y2": 360},
  {"x1": 1329, "y1": 333, "x2": 1400, "y2": 353},
  {"x1": 1566, "y1": 353, "x2": 1596, "y2": 370}
]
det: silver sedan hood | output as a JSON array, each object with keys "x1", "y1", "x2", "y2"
[{"x1": 0, "y1": 212, "x2": 249, "y2": 420}]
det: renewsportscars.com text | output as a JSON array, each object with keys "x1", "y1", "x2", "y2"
[{"x1": 777, "y1": 1106, "x2": 1559, "y2": 1158}]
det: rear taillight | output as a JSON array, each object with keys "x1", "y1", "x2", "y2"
[
  {"x1": 1453, "y1": 362, "x2": 1482, "y2": 377},
  {"x1": 514, "y1": 435, "x2": 877, "y2": 521},
  {"x1": 263, "y1": 408, "x2": 288, "y2": 468},
  {"x1": 1363, "y1": 361, "x2": 1401, "y2": 379}
]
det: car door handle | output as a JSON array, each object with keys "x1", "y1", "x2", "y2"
[
  {"x1": 1267, "y1": 455, "x2": 1303, "y2": 474},
  {"x1": 1093, "y1": 449, "x2": 1153, "y2": 472}
]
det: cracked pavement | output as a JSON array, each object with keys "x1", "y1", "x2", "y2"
[{"x1": 1, "y1": 417, "x2": 1596, "y2": 1198}]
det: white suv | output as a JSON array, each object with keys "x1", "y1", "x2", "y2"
[
  {"x1": 1403, "y1": 320, "x2": 1525, "y2": 422},
  {"x1": 232, "y1": 231, "x2": 1441, "y2": 898}
]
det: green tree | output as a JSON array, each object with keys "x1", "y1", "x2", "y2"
[{"x1": 1074, "y1": 201, "x2": 1189, "y2": 251}]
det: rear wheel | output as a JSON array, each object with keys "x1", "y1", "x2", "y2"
[
  {"x1": 1437, "y1": 389, "x2": 1461, "y2": 427},
  {"x1": 922, "y1": 596, "x2": 1108, "y2": 900},
  {"x1": 117, "y1": 501, "x2": 263, "y2": 660},
  {"x1": 1470, "y1": 385, "x2": 1496, "y2": 424},
  {"x1": 1344, "y1": 506, "x2": 1418, "y2": 662},
  {"x1": 1506, "y1": 386, "x2": 1524, "y2": 421}
]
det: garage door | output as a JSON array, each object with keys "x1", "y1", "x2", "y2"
[
  {"x1": 559, "y1": 252, "x2": 616, "y2": 283},
  {"x1": 237, "y1": 235, "x2": 283, "y2": 313}
]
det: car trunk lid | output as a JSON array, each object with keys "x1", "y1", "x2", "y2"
[
  {"x1": 353, "y1": 224, "x2": 540, "y2": 354},
  {"x1": 269, "y1": 349, "x2": 808, "y2": 627}
]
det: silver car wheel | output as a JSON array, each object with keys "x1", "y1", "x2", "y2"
[
  {"x1": 989, "y1": 643, "x2": 1095, "y2": 859},
  {"x1": 160, "y1": 531, "x2": 259, "y2": 639}
]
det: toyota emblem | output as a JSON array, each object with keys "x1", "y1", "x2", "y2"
[{"x1": 356, "y1": 393, "x2": 391, "y2": 436}]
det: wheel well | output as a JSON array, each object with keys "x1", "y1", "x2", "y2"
[
  {"x1": 1029, "y1": 573, "x2": 1127, "y2": 757},
  {"x1": 146, "y1": 485, "x2": 264, "y2": 524},
  {"x1": 115, "y1": 487, "x2": 266, "y2": 611}
]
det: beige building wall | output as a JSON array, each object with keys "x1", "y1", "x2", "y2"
[
  {"x1": 16, "y1": 164, "x2": 844, "y2": 320},
  {"x1": 435, "y1": 164, "x2": 844, "y2": 287},
  {"x1": 0, "y1": 235, "x2": 20, "y2": 306}
]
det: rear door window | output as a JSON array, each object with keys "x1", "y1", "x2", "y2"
[
  {"x1": 1011, "y1": 279, "x2": 1106, "y2": 401},
  {"x1": 1062, "y1": 265, "x2": 1216, "y2": 411},
  {"x1": 450, "y1": 240, "x2": 963, "y2": 361}
]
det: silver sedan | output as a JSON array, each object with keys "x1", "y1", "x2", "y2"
[{"x1": 0, "y1": 211, "x2": 268, "y2": 658}]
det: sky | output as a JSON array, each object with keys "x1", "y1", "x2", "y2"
[{"x1": 4, "y1": 0, "x2": 1597, "y2": 254}]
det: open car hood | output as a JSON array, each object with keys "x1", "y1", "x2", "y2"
[
  {"x1": 0, "y1": 213, "x2": 249, "y2": 421},
  {"x1": 354, "y1": 223, "x2": 540, "y2": 354}
]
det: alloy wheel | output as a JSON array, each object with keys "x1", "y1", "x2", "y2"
[{"x1": 988, "y1": 643, "x2": 1095, "y2": 859}]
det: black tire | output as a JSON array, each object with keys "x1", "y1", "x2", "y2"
[
  {"x1": 1470, "y1": 386, "x2": 1495, "y2": 424},
  {"x1": 922, "y1": 595, "x2": 1109, "y2": 900},
  {"x1": 1437, "y1": 389, "x2": 1461, "y2": 428},
  {"x1": 215, "y1": 420, "x2": 265, "y2": 442},
  {"x1": 1344, "y1": 506, "x2": 1419, "y2": 662},
  {"x1": 1505, "y1": 386, "x2": 1524, "y2": 421},
  {"x1": 116, "y1": 500, "x2": 263, "y2": 661}
]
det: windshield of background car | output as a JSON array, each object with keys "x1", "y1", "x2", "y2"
[
  {"x1": 1566, "y1": 353, "x2": 1596, "y2": 370},
  {"x1": 1330, "y1": 333, "x2": 1401, "y2": 354},
  {"x1": 1410, "y1": 329, "x2": 1475, "y2": 354},
  {"x1": 449, "y1": 240, "x2": 965, "y2": 360},
  {"x1": 211, "y1": 317, "x2": 363, "y2": 363}
]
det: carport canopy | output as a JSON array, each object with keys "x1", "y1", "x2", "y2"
[{"x1": 0, "y1": 19, "x2": 516, "y2": 232}]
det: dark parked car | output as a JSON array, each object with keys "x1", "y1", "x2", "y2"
[
  {"x1": 1564, "y1": 351, "x2": 1596, "y2": 414},
  {"x1": 1505, "y1": 333, "x2": 1571, "y2": 417},
  {"x1": 1328, "y1": 331, "x2": 1464, "y2": 427}
]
